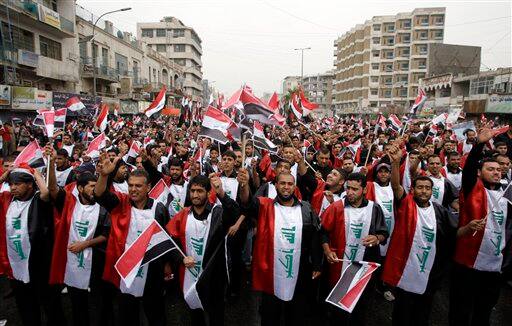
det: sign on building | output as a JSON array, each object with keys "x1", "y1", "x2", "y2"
[
  {"x1": 487, "y1": 94, "x2": 512, "y2": 114},
  {"x1": 0, "y1": 85, "x2": 11, "y2": 106},
  {"x1": 12, "y1": 87, "x2": 52, "y2": 111},
  {"x1": 52, "y1": 92, "x2": 99, "y2": 112},
  {"x1": 38, "y1": 4, "x2": 61, "y2": 30}
]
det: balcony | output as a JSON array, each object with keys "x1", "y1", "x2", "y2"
[
  {"x1": 0, "y1": 0, "x2": 75, "y2": 38},
  {"x1": 79, "y1": 57, "x2": 119, "y2": 82},
  {"x1": 0, "y1": 47, "x2": 39, "y2": 69}
]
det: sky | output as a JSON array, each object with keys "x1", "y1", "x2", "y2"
[{"x1": 77, "y1": 0, "x2": 511, "y2": 97}]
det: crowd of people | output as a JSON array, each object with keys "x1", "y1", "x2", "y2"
[{"x1": 0, "y1": 110, "x2": 511, "y2": 326}]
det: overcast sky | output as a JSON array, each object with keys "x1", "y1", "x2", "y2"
[{"x1": 78, "y1": 0, "x2": 511, "y2": 97}]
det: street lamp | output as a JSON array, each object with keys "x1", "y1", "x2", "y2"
[
  {"x1": 294, "y1": 47, "x2": 311, "y2": 80},
  {"x1": 89, "y1": 7, "x2": 132, "y2": 99}
]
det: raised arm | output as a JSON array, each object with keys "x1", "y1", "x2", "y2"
[
  {"x1": 45, "y1": 144, "x2": 60, "y2": 201},
  {"x1": 462, "y1": 128, "x2": 492, "y2": 196},
  {"x1": 94, "y1": 153, "x2": 120, "y2": 198},
  {"x1": 389, "y1": 144, "x2": 405, "y2": 200},
  {"x1": 33, "y1": 168, "x2": 49, "y2": 202}
]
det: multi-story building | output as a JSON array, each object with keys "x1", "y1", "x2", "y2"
[
  {"x1": 282, "y1": 75, "x2": 300, "y2": 94},
  {"x1": 333, "y1": 7, "x2": 447, "y2": 113},
  {"x1": 137, "y1": 17, "x2": 203, "y2": 101},
  {"x1": 302, "y1": 70, "x2": 334, "y2": 116},
  {"x1": 0, "y1": 0, "x2": 78, "y2": 91}
]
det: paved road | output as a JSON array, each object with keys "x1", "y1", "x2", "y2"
[{"x1": 1, "y1": 272, "x2": 511, "y2": 325}]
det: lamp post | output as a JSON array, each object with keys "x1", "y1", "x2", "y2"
[
  {"x1": 294, "y1": 47, "x2": 311, "y2": 80},
  {"x1": 88, "y1": 7, "x2": 131, "y2": 99}
]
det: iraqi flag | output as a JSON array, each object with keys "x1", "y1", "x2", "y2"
[
  {"x1": 326, "y1": 260, "x2": 380, "y2": 313},
  {"x1": 409, "y1": 88, "x2": 427, "y2": 115},
  {"x1": 298, "y1": 88, "x2": 319, "y2": 116},
  {"x1": 34, "y1": 108, "x2": 67, "y2": 129},
  {"x1": 290, "y1": 92, "x2": 303, "y2": 120},
  {"x1": 222, "y1": 87, "x2": 285, "y2": 127},
  {"x1": 252, "y1": 121, "x2": 278, "y2": 153},
  {"x1": 199, "y1": 106, "x2": 239, "y2": 144},
  {"x1": 66, "y1": 96, "x2": 86, "y2": 112},
  {"x1": 42, "y1": 110, "x2": 55, "y2": 138},
  {"x1": 14, "y1": 141, "x2": 46, "y2": 168},
  {"x1": 268, "y1": 92, "x2": 279, "y2": 111},
  {"x1": 388, "y1": 114, "x2": 403, "y2": 132},
  {"x1": 95, "y1": 104, "x2": 109, "y2": 132},
  {"x1": 85, "y1": 133, "x2": 106, "y2": 159},
  {"x1": 125, "y1": 141, "x2": 141, "y2": 167},
  {"x1": 145, "y1": 86, "x2": 167, "y2": 117},
  {"x1": 115, "y1": 220, "x2": 181, "y2": 288},
  {"x1": 492, "y1": 125, "x2": 509, "y2": 137},
  {"x1": 149, "y1": 179, "x2": 170, "y2": 205}
]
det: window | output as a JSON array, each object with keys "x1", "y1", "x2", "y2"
[
  {"x1": 371, "y1": 76, "x2": 379, "y2": 83},
  {"x1": 141, "y1": 29, "x2": 153, "y2": 38},
  {"x1": 156, "y1": 44, "x2": 166, "y2": 52},
  {"x1": 43, "y1": 0, "x2": 57, "y2": 11},
  {"x1": 418, "y1": 60, "x2": 426, "y2": 69},
  {"x1": 39, "y1": 36, "x2": 61, "y2": 60},
  {"x1": 403, "y1": 34, "x2": 411, "y2": 43},
  {"x1": 1, "y1": 23, "x2": 34, "y2": 52},
  {"x1": 400, "y1": 89, "x2": 408, "y2": 97},
  {"x1": 470, "y1": 76, "x2": 495, "y2": 95},
  {"x1": 173, "y1": 29, "x2": 185, "y2": 38},
  {"x1": 401, "y1": 62, "x2": 409, "y2": 70},
  {"x1": 133, "y1": 61, "x2": 139, "y2": 81},
  {"x1": 403, "y1": 20, "x2": 411, "y2": 28},
  {"x1": 78, "y1": 40, "x2": 87, "y2": 61},
  {"x1": 385, "y1": 24, "x2": 395, "y2": 32},
  {"x1": 402, "y1": 48, "x2": 410, "y2": 57},
  {"x1": 372, "y1": 37, "x2": 380, "y2": 44},
  {"x1": 371, "y1": 63, "x2": 379, "y2": 70},
  {"x1": 386, "y1": 37, "x2": 394, "y2": 45},
  {"x1": 370, "y1": 89, "x2": 378, "y2": 95},
  {"x1": 385, "y1": 64, "x2": 393, "y2": 72},
  {"x1": 156, "y1": 29, "x2": 166, "y2": 37},
  {"x1": 386, "y1": 51, "x2": 394, "y2": 59},
  {"x1": 115, "y1": 53, "x2": 128, "y2": 76},
  {"x1": 419, "y1": 31, "x2": 428, "y2": 40},
  {"x1": 434, "y1": 16, "x2": 444, "y2": 25},
  {"x1": 372, "y1": 50, "x2": 380, "y2": 57},
  {"x1": 174, "y1": 44, "x2": 185, "y2": 52},
  {"x1": 420, "y1": 17, "x2": 429, "y2": 26},
  {"x1": 434, "y1": 30, "x2": 443, "y2": 40},
  {"x1": 373, "y1": 24, "x2": 381, "y2": 31},
  {"x1": 384, "y1": 90, "x2": 392, "y2": 98},
  {"x1": 384, "y1": 77, "x2": 392, "y2": 85},
  {"x1": 101, "y1": 48, "x2": 108, "y2": 66},
  {"x1": 419, "y1": 45, "x2": 428, "y2": 55}
]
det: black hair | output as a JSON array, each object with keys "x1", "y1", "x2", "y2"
[
  {"x1": 427, "y1": 154, "x2": 442, "y2": 163},
  {"x1": 222, "y1": 150, "x2": 237, "y2": 160},
  {"x1": 346, "y1": 172, "x2": 367, "y2": 188},
  {"x1": 494, "y1": 141, "x2": 507, "y2": 148},
  {"x1": 478, "y1": 157, "x2": 499, "y2": 170},
  {"x1": 209, "y1": 147, "x2": 219, "y2": 153},
  {"x1": 275, "y1": 159, "x2": 292, "y2": 169},
  {"x1": 408, "y1": 137, "x2": 421, "y2": 145},
  {"x1": 463, "y1": 129, "x2": 475, "y2": 136},
  {"x1": 333, "y1": 167, "x2": 348, "y2": 180},
  {"x1": 168, "y1": 157, "x2": 184, "y2": 169},
  {"x1": 128, "y1": 169, "x2": 150, "y2": 185},
  {"x1": 107, "y1": 147, "x2": 119, "y2": 154},
  {"x1": 317, "y1": 146, "x2": 330, "y2": 155},
  {"x1": 76, "y1": 172, "x2": 97, "y2": 188},
  {"x1": 275, "y1": 171, "x2": 295, "y2": 183},
  {"x1": 56, "y1": 148, "x2": 69, "y2": 157},
  {"x1": 446, "y1": 151, "x2": 461, "y2": 160},
  {"x1": 412, "y1": 176, "x2": 434, "y2": 188},
  {"x1": 188, "y1": 175, "x2": 211, "y2": 192}
]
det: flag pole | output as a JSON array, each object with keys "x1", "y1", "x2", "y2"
[
  {"x1": 46, "y1": 139, "x2": 52, "y2": 187},
  {"x1": 241, "y1": 133, "x2": 247, "y2": 166},
  {"x1": 363, "y1": 143, "x2": 373, "y2": 167}
]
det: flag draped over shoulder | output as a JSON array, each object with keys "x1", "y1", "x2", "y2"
[
  {"x1": 115, "y1": 220, "x2": 180, "y2": 287},
  {"x1": 326, "y1": 261, "x2": 380, "y2": 313}
]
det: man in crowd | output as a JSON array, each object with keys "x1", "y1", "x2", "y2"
[
  {"x1": 54, "y1": 148, "x2": 76, "y2": 187},
  {"x1": 424, "y1": 154, "x2": 459, "y2": 211},
  {"x1": 444, "y1": 151, "x2": 463, "y2": 193}
]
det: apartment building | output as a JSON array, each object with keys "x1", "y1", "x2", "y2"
[
  {"x1": 302, "y1": 70, "x2": 334, "y2": 116},
  {"x1": 333, "y1": 7, "x2": 446, "y2": 113},
  {"x1": 137, "y1": 17, "x2": 203, "y2": 100}
]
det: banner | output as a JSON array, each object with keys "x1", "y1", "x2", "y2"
[
  {"x1": 12, "y1": 87, "x2": 52, "y2": 111},
  {"x1": 52, "y1": 92, "x2": 99, "y2": 114},
  {"x1": 487, "y1": 94, "x2": 512, "y2": 114}
]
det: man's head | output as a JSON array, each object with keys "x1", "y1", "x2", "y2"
[
  {"x1": 316, "y1": 147, "x2": 331, "y2": 168},
  {"x1": 464, "y1": 129, "x2": 477, "y2": 144},
  {"x1": 443, "y1": 140, "x2": 457, "y2": 153},
  {"x1": 209, "y1": 147, "x2": 219, "y2": 163},
  {"x1": 135, "y1": 156, "x2": 144, "y2": 170},
  {"x1": 342, "y1": 158, "x2": 355, "y2": 174},
  {"x1": 63, "y1": 134, "x2": 73, "y2": 145},
  {"x1": 55, "y1": 149, "x2": 70, "y2": 169},
  {"x1": 168, "y1": 158, "x2": 184, "y2": 182},
  {"x1": 188, "y1": 175, "x2": 211, "y2": 207},
  {"x1": 412, "y1": 176, "x2": 433, "y2": 205},
  {"x1": 495, "y1": 141, "x2": 508, "y2": 156},
  {"x1": 375, "y1": 163, "x2": 391, "y2": 185},
  {"x1": 221, "y1": 150, "x2": 237, "y2": 173},
  {"x1": 282, "y1": 144, "x2": 296, "y2": 164},
  {"x1": 427, "y1": 154, "x2": 443, "y2": 176},
  {"x1": 8, "y1": 168, "x2": 35, "y2": 200},
  {"x1": 107, "y1": 148, "x2": 119, "y2": 161},
  {"x1": 275, "y1": 172, "x2": 296, "y2": 202},
  {"x1": 495, "y1": 154, "x2": 510, "y2": 179},
  {"x1": 326, "y1": 168, "x2": 346, "y2": 191},
  {"x1": 408, "y1": 137, "x2": 421, "y2": 150},
  {"x1": 114, "y1": 160, "x2": 128, "y2": 182},
  {"x1": 274, "y1": 159, "x2": 292, "y2": 176},
  {"x1": 127, "y1": 169, "x2": 151, "y2": 203},
  {"x1": 245, "y1": 142, "x2": 254, "y2": 157},
  {"x1": 478, "y1": 158, "x2": 502, "y2": 185},
  {"x1": 425, "y1": 143, "x2": 435, "y2": 156},
  {"x1": 446, "y1": 151, "x2": 461, "y2": 171},
  {"x1": 345, "y1": 173, "x2": 367, "y2": 206},
  {"x1": 76, "y1": 172, "x2": 97, "y2": 204},
  {"x1": 233, "y1": 149, "x2": 243, "y2": 169},
  {"x1": 291, "y1": 135, "x2": 300, "y2": 148}
]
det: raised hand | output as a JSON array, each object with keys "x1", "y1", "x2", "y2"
[
  {"x1": 97, "y1": 153, "x2": 119, "y2": 176},
  {"x1": 477, "y1": 127, "x2": 493, "y2": 144}
]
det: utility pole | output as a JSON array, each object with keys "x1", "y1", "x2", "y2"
[{"x1": 294, "y1": 47, "x2": 311, "y2": 80}]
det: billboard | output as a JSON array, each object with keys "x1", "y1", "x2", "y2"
[
  {"x1": 487, "y1": 94, "x2": 512, "y2": 114},
  {"x1": 12, "y1": 87, "x2": 52, "y2": 111}
]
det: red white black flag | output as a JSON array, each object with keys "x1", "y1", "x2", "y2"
[
  {"x1": 42, "y1": 110, "x2": 55, "y2": 138},
  {"x1": 298, "y1": 88, "x2": 319, "y2": 117},
  {"x1": 252, "y1": 121, "x2": 277, "y2": 153},
  {"x1": 85, "y1": 133, "x2": 106, "y2": 159},
  {"x1": 326, "y1": 261, "x2": 380, "y2": 313},
  {"x1": 145, "y1": 86, "x2": 167, "y2": 117},
  {"x1": 95, "y1": 104, "x2": 109, "y2": 132},
  {"x1": 125, "y1": 141, "x2": 141, "y2": 167},
  {"x1": 115, "y1": 220, "x2": 181, "y2": 287},
  {"x1": 66, "y1": 96, "x2": 86, "y2": 112},
  {"x1": 34, "y1": 108, "x2": 67, "y2": 129},
  {"x1": 13, "y1": 141, "x2": 46, "y2": 168},
  {"x1": 199, "y1": 106, "x2": 239, "y2": 144}
]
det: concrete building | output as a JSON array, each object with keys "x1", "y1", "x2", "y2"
[
  {"x1": 333, "y1": 7, "x2": 447, "y2": 113},
  {"x1": 282, "y1": 75, "x2": 300, "y2": 94},
  {"x1": 302, "y1": 70, "x2": 334, "y2": 116},
  {"x1": 137, "y1": 17, "x2": 203, "y2": 100},
  {"x1": 421, "y1": 67, "x2": 512, "y2": 115},
  {"x1": 0, "y1": 0, "x2": 78, "y2": 91}
]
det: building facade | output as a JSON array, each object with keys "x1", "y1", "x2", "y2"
[
  {"x1": 421, "y1": 67, "x2": 512, "y2": 115},
  {"x1": 137, "y1": 17, "x2": 203, "y2": 100},
  {"x1": 333, "y1": 7, "x2": 446, "y2": 113},
  {"x1": 301, "y1": 70, "x2": 334, "y2": 116}
]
